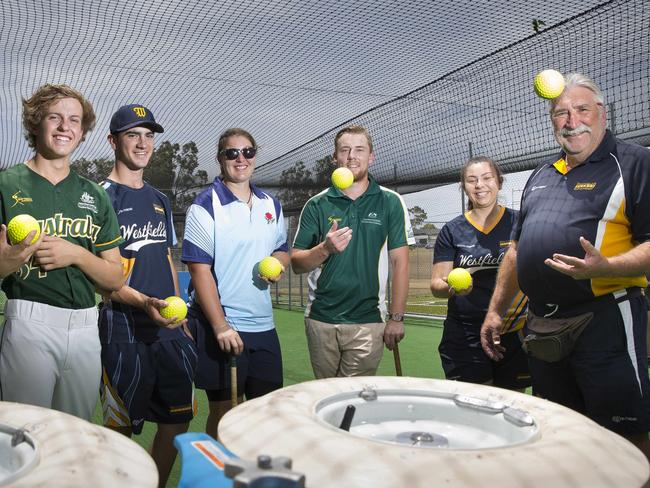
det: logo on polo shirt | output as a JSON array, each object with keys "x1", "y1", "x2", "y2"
[
  {"x1": 11, "y1": 190, "x2": 32, "y2": 207},
  {"x1": 265, "y1": 212, "x2": 275, "y2": 224},
  {"x1": 612, "y1": 416, "x2": 637, "y2": 423},
  {"x1": 574, "y1": 182, "x2": 596, "y2": 191},
  {"x1": 362, "y1": 211, "x2": 381, "y2": 226},
  {"x1": 78, "y1": 192, "x2": 98, "y2": 213},
  {"x1": 327, "y1": 216, "x2": 342, "y2": 225}
]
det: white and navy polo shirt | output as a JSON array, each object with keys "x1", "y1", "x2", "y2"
[
  {"x1": 181, "y1": 177, "x2": 288, "y2": 332},
  {"x1": 515, "y1": 130, "x2": 650, "y2": 310}
]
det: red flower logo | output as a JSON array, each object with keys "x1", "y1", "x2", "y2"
[{"x1": 265, "y1": 212, "x2": 275, "y2": 224}]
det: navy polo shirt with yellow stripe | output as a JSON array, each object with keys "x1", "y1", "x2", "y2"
[
  {"x1": 514, "y1": 130, "x2": 650, "y2": 310},
  {"x1": 0, "y1": 164, "x2": 123, "y2": 309},
  {"x1": 434, "y1": 206, "x2": 527, "y2": 333},
  {"x1": 293, "y1": 175, "x2": 415, "y2": 324}
]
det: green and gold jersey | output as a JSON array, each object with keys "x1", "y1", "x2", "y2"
[
  {"x1": 0, "y1": 164, "x2": 122, "y2": 309},
  {"x1": 293, "y1": 176, "x2": 415, "y2": 324}
]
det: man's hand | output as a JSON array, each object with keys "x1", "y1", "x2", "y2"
[
  {"x1": 33, "y1": 235, "x2": 82, "y2": 271},
  {"x1": 0, "y1": 224, "x2": 42, "y2": 277},
  {"x1": 481, "y1": 310, "x2": 506, "y2": 361},
  {"x1": 383, "y1": 319, "x2": 404, "y2": 351},
  {"x1": 544, "y1": 236, "x2": 612, "y2": 279},
  {"x1": 323, "y1": 220, "x2": 352, "y2": 254},
  {"x1": 216, "y1": 327, "x2": 244, "y2": 355},
  {"x1": 144, "y1": 296, "x2": 186, "y2": 329}
]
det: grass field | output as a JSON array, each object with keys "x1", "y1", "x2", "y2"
[{"x1": 79, "y1": 308, "x2": 444, "y2": 487}]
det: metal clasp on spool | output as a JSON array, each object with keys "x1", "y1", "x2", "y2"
[{"x1": 359, "y1": 387, "x2": 377, "y2": 401}]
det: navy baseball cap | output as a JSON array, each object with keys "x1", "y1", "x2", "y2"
[{"x1": 109, "y1": 104, "x2": 164, "y2": 134}]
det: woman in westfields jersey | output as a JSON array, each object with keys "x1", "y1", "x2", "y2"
[
  {"x1": 181, "y1": 128, "x2": 290, "y2": 439},
  {"x1": 430, "y1": 156, "x2": 530, "y2": 390}
]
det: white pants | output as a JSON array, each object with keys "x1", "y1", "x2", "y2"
[{"x1": 0, "y1": 299, "x2": 101, "y2": 420}]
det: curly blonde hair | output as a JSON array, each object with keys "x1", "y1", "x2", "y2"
[{"x1": 22, "y1": 84, "x2": 96, "y2": 149}]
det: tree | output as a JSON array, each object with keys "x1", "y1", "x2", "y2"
[
  {"x1": 72, "y1": 141, "x2": 208, "y2": 215},
  {"x1": 71, "y1": 157, "x2": 114, "y2": 183},
  {"x1": 276, "y1": 161, "x2": 313, "y2": 211},
  {"x1": 144, "y1": 141, "x2": 208, "y2": 213},
  {"x1": 276, "y1": 155, "x2": 338, "y2": 212},
  {"x1": 408, "y1": 206, "x2": 428, "y2": 230},
  {"x1": 420, "y1": 223, "x2": 439, "y2": 236},
  {"x1": 312, "y1": 154, "x2": 337, "y2": 187}
]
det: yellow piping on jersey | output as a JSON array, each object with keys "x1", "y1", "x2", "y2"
[
  {"x1": 121, "y1": 257, "x2": 135, "y2": 278},
  {"x1": 96, "y1": 235, "x2": 123, "y2": 248},
  {"x1": 592, "y1": 193, "x2": 647, "y2": 295},
  {"x1": 553, "y1": 158, "x2": 568, "y2": 175},
  {"x1": 501, "y1": 290, "x2": 528, "y2": 333},
  {"x1": 464, "y1": 206, "x2": 506, "y2": 234}
]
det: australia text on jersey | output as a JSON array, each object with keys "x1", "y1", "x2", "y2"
[
  {"x1": 15, "y1": 213, "x2": 102, "y2": 281},
  {"x1": 39, "y1": 213, "x2": 101, "y2": 242}
]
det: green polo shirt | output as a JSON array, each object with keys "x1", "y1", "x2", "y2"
[
  {"x1": 0, "y1": 164, "x2": 122, "y2": 309},
  {"x1": 293, "y1": 176, "x2": 414, "y2": 324}
]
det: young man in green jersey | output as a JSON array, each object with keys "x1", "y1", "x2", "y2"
[
  {"x1": 0, "y1": 84, "x2": 123, "y2": 420},
  {"x1": 291, "y1": 125, "x2": 415, "y2": 378}
]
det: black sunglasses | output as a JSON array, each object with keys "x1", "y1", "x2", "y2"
[{"x1": 219, "y1": 146, "x2": 257, "y2": 160}]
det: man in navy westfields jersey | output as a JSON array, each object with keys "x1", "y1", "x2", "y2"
[
  {"x1": 0, "y1": 84, "x2": 123, "y2": 420},
  {"x1": 99, "y1": 105, "x2": 197, "y2": 486},
  {"x1": 481, "y1": 73, "x2": 650, "y2": 459}
]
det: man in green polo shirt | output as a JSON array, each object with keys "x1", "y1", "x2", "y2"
[
  {"x1": 0, "y1": 84, "x2": 123, "y2": 420},
  {"x1": 292, "y1": 125, "x2": 415, "y2": 378}
]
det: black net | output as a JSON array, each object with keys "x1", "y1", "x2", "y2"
[
  {"x1": 255, "y1": 0, "x2": 649, "y2": 211},
  {"x1": 0, "y1": 0, "x2": 646, "y2": 216}
]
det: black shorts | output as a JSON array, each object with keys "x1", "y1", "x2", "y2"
[
  {"x1": 528, "y1": 293, "x2": 650, "y2": 435},
  {"x1": 100, "y1": 337, "x2": 197, "y2": 434},
  {"x1": 439, "y1": 316, "x2": 531, "y2": 389},
  {"x1": 188, "y1": 307, "x2": 283, "y2": 400}
]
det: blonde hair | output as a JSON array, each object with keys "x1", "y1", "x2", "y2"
[
  {"x1": 334, "y1": 125, "x2": 374, "y2": 153},
  {"x1": 22, "y1": 84, "x2": 96, "y2": 149}
]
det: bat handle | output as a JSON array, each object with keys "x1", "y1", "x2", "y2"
[
  {"x1": 230, "y1": 355, "x2": 238, "y2": 408},
  {"x1": 393, "y1": 344, "x2": 403, "y2": 376}
]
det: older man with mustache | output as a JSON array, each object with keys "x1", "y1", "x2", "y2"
[{"x1": 481, "y1": 73, "x2": 650, "y2": 459}]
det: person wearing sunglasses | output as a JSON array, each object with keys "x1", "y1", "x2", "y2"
[
  {"x1": 430, "y1": 156, "x2": 530, "y2": 391},
  {"x1": 181, "y1": 128, "x2": 289, "y2": 439}
]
